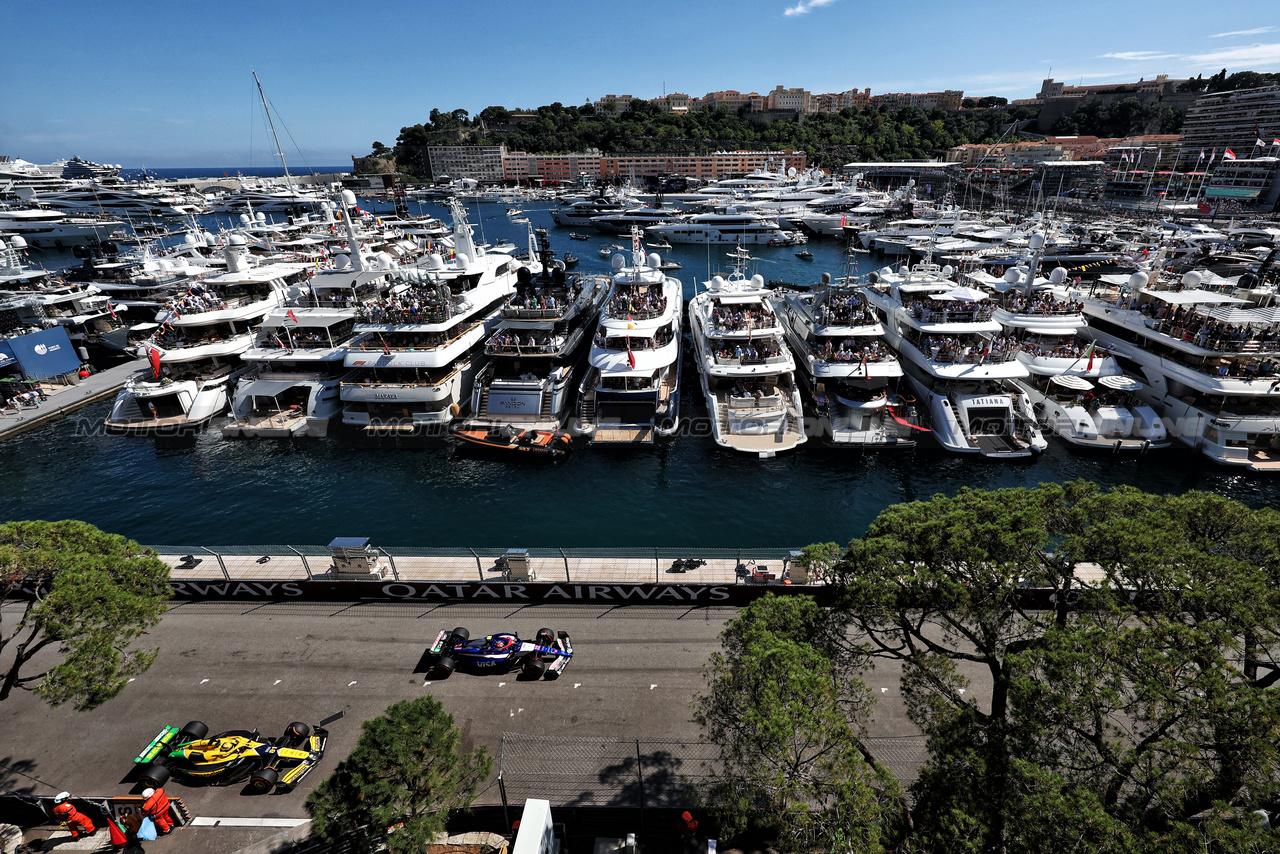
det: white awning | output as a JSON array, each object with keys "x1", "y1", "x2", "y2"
[
  {"x1": 1140, "y1": 288, "x2": 1248, "y2": 305},
  {"x1": 1023, "y1": 326, "x2": 1072, "y2": 335},
  {"x1": 238, "y1": 378, "x2": 301, "y2": 398},
  {"x1": 1051, "y1": 375, "x2": 1093, "y2": 390},
  {"x1": 1098, "y1": 375, "x2": 1144, "y2": 391},
  {"x1": 714, "y1": 294, "x2": 765, "y2": 305}
]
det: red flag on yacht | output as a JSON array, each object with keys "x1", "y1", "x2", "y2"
[
  {"x1": 1223, "y1": 148, "x2": 1237, "y2": 160},
  {"x1": 627, "y1": 344, "x2": 636, "y2": 370},
  {"x1": 380, "y1": 335, "x2": 391, "y2": 355},
  {"x1": 107, "y1": 301, "x2": 117, "y2": 320},
  {"x1": 148, "y1": 348, "x2": 162, "y2": 379},
  {"x1": 287, "y1": 309, "x2": 299, "y2": 324},
  {"x1": 1085, "y1": 341, "x2": 1097, "y2": 371}
]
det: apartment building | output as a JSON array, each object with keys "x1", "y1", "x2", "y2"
[
  {"x1": 1178, "y1": 85, "x2": 1280, "y2": 163},
  {"x1": 504, "y1": 150, "x2": 603, "y2": 183},
  {"x1": 426, "y1": 145, "x2": 506, "y2": 182},
  {"x1": 592, "y1": 94, "x2": 638, "y2": 115},
  {"x1": 875, "y1": 90, "x2": 964, "y2": 111},
  {"x1": 766, "y1": 85, "x2": 815, "y2": 112}
]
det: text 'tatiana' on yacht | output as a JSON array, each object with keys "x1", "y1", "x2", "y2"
[
  {"x1": 773, "y1": 272, "x2": 920, "y2": 448},
  {"x1": 576, "y1": 232, "x2": 684, "y2": 444},
  {"x1": 104, "y1": 235, "x2": 310, "y2": 435},
  {"x1": 689, "y1": 266, "x2": 807, "y2": 458},
  {"x1": 862, "y1": 261, "x2": 1048, "y2": 458}
]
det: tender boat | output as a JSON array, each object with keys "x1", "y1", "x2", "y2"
[{"x1": 451, "y1": 423, "x2": 572, "y2": 456}]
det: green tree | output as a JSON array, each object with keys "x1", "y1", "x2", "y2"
[
  {"x1": 0, "y1": 520, "x2": 169, "y2": 711},
  {"x1": 693, "y1": 595, "x2": 903, "y2": 853},
  {"x1": 306, "y1": 697, "x2": 493, "y2": 854},
  {"x1": 831, "y1": 483, "x2": 1280, "y2": 853}
]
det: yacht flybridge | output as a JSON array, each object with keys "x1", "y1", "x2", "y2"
[
  {"x1": 576, "y1": 232, "x2": 683, "y2": 444},
  {"x1": 862, "y1": 261, "x2": 1047, "y2": 458},
  {"x1": 688, "y1": 265, "x2": 807, "y2": 457}
]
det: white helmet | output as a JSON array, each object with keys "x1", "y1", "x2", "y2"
[
  {"x1": 141, "y1": 788, "x2": 155, "y2": 798},
  {"x1": 54, "y1": 792, "x2": 70, "y2": 803}
]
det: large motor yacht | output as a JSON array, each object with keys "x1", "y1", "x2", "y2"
[
  {"x1": 338, "y1": 199, "x2": 526, "y2": 435},
  {"x1": 862, "y1": 262, "x2": 1048, "y2": 458},
  {"x1": 0, "y1": 207, "x2": 124, "y2": 249},
  {"x1": 975, "y1": 260, "x2": 1169, "y2": 453},
  {"x1": 1076, "y1": 268, "x2": 1280, "y2": 470},
  {"x1": 456, "y1": 235, "x2": 608, "y2": 437},
  {"x1": 576, "y1": 234, "x2": 683, "y2": 444},
  {"x1": 104, "y1": 236, "x2": 310, "y2": 435},
  {"x1": 645, "y1": 210, "x2": 796, "y2": 245},
  {"x1": 688, "y1": 265, "x2": 807, "y2": 457},
  {"x1": 774, "y1": 272, "x2": 918, "y2": 448}
]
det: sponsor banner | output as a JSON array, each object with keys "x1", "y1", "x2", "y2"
[
  {"x1": 162, "y1": 578, "x2": 840, "y2": 605},
  {"x1": 2, "y1": 327, "x2": 81, "y2": 378}
]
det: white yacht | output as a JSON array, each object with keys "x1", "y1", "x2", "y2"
[
  {"x1": 587, "y1": 207, "x2": 682, "y2": 235},
  {"x1": 645, "y1": 210, "x2": 795, "y2": 245},
  {"x1": 977, "y1": 262, "x2": 1168, "y2": 453},
  {"x1": 576, "y1": 237, "x2": 683, "y2": 444},
  {"x1": 1076, "y1": 269, "x2": 1280, "y2": 470},
  {"x1": 550, "y1": 198, "x2": 629, "y2": 227},
  {"x1": 688, "y1": 267, "x2": 807, "y2": 457},
  {"x1": 457, "y1": 236, "x2": 608, "y2": 436},
  {"x1": 104, "y1": 236, "x2": 310, "y2": 435},
  {"x1": 20, "y1": 185, "x2": 207, "y2": 218},
  {"x1": 862, "y1": 262, "x2": 1048, "y2": 458},
  {"x1": 0, "y1": 207, "x2": 124, "y2": 249},
  {"x1": 774, "y1": 273, "x2": 918, "y2": 448},
  {"x1": 339, "y1": 200, "x2": 527, "y2": 435}
]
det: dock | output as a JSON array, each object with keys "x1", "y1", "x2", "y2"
[{"x1": 0, "y1": 359, "x2": 141, "y2": 440}]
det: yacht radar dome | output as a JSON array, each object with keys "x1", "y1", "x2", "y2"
[
  {"x1": 1128, "y1": 271, "x2": 1150, "y2": 290},
  {"x1": 1029, "y1": 233, "x2": 1045, "y2": 250},
  {"x1": 751, "y1": 274, "x2": 765, "y2": 288},
  {"x1": 1050, "y1": 267, "x2": 1067, "y2": 285},
  {"x1": 1003, "y1": 268, "x2": 1022, "y2": 284},
  {"x1": 341, "y1": 190, "x2": 358, "y2": 207},
  {"x1": 1181, "y1": 271, "x2": 1203, "y2": 288},
  {"x1": 455, "y1": 252, "x2": 470, "y2": 268},
  {"x1": 710, "y1": 275, "x2": 726, "y2": 291},
  {"x1": 821, "y1": 272, "x2": 832, "y2": 284},
  {"x1": 10, "y1": 236, "x2": 26, "y2": 250},
  {"x1": 648, "y1": 252, "x2": 660, "y2": 268},
  {"x1": 612, "y1": 254, "x2": 625, "y2": 271},
  {"x1": 941, "y1": 265, "x2": 954, "y2": 277}
]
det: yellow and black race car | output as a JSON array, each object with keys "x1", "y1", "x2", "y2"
[{"x1": 133, "y1": 720, "x2": 327, "y2": 794}]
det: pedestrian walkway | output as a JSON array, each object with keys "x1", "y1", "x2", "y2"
[{"x1": 0, "y1": 359, "x2": 141, "y2": 440}]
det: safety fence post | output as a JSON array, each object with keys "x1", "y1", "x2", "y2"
[
  {"x1": 636, "y1": 739, "x2": 646, "y2": 829},
  {"x1": 470, "y1": 548, "x2": 483, "y2": 581},
  {"x1": 560, "y1": 548, "x2": 570, "y2": 582},
  {"x1": 202, "y1": 547, "x2": 229, "y2": 581},
  {"x1": 380, "y1": 549, "x2": 399, "y2": 581},
  {"x1": 287, "y1": 545, "x2": 313, "y2": 581},
  {"x1": 498, "y1": 772, "x2": 510, "y2": 834}
]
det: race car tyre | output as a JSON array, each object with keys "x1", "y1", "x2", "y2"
[
  {"x1": 522, "y1": 658, "x2": 547, "y2": 680},
  {"x1": 283, "y1": 722, "x2": 311, "y2": 745},
  {"x1": 536, "y1": 628, "x2": 555, "y2": 646},
  {"x1": 432, "y1": 656, "x2": 456, "y2": 679},
  {"x1": 137, "y1": 764, "x2": 171, "y2": 789},
  {"x1": 451, "y1": 627, "x2": 469, "y2": 643},
  {"x1": 249, "y1": 767, "x2": 279, "y2": 794},
  {"x1": 178, "y1": 720, "x2": 209, "y2": 741}
]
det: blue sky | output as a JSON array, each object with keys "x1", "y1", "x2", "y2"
[{"x1": 4, "y1": 0, "x2": 1279, "y2": 167}]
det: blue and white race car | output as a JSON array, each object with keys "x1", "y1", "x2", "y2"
[{"x1": 427, "y1": 626, "x2": 573, "y2": 680}]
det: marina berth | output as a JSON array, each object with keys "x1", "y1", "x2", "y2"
[
  {"x1": 339, "y1": 200, "x2": 523, "y2": 434},
  {"x1": 103, "y1": 237, "x2": 310, "y2": 435},
  {"x1": 688, "y1": 263, "x2": 807, "y2": 458},
  {"x1": 576, "y1": 235, "x2": 684, "y2": 445},
  {"x1": 1075, "y1": 267, "x2": 1280, "y2": 471},
  {"x1": 773, "y1": 272, "x2": 917, "y2": 448},
  {"x1": 863, "y1": 261, "x2": 1048, "y2": 458}
]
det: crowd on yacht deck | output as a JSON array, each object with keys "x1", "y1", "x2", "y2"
[
  {"x1": 711, "y1": 305, "x2": 774, "y2": 332},
  {"x1": 812, "y1": 338, "x2": 893, "y2": 362},
  {"x1": 1002, "y1": 294, "x2": 1083, "y2": 315},
  {"x1": 714, "y1": 340, "x2": 784, "y2": 362},
  {"x1": 610, "y1": 290, "x2": 667, "y2": 318},
  {"x1": 355, "y1": 285, "x2": 455, "y2": 324},
  {"x1": 907, "y1": 298, "x2": 995, "y2": 322},
  {"x1": 918, "y1": 335, "x2": 1022, "y2": 363},
  {"x1": 815, "y1": 294, "x2": 876, "y2": 325}
]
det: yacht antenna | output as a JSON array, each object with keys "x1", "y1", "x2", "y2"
[{"x1": 253, "y1": 69, "x2": 294, "y2": 193}]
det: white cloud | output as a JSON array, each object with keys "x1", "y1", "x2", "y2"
[
  {"x1": 1185, "y1": 41, "x2": 1280, "y2": 67},
  {"x1": 1209, "y1": 26, "x2": 1277, "y2": 39},
  {"x1": 1099, "y1": 51, "x2": 1178, "y2": 61},
  {"x1": 783, "y1": 0, "x2": 838, "y2": 17}
]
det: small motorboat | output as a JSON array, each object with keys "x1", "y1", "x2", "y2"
[
  {"x1": 512, "y1": 217, "x2": 530, "y2": 224},
  {"x1": 505, "y1": 208, "x2": 522, "y2": 216},
  {"x1": 658, "y1": 260, "x2": 681, "y2": 270},
  {"x1": 452, "y1": 424, "x2": 572, "y2": 457},
  {"x1": 598, "y1": 245, "x2": 613, "y2": 258},
  {"x1": 569, "y1": 232, "x2": 589, "y2": 241},
  {"x1": 562, "y1": 251, "x2": 579, "y2": 269},
  {"x1": 647, "y1": 239, "x2": 672, "y2": 250},
  {"x1": 795, "y1": 250, "x2": 814, "y2": 260}
]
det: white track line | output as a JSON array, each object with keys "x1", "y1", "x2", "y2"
[{"x1": 190, "y1": 817, "x2": 310, "y2": 828}]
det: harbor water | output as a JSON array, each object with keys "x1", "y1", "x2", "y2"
[{"x1": 3, "y1": 198, "x2": 1277, "y2": 547}]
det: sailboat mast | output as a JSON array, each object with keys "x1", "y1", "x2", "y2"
[{"x1": 253, "y1": 69, "x2": 293, "y2": 192}]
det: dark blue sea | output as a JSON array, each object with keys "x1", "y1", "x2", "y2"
[{"x1": 3, "y1": 199, "x2": 1277, "y2": 548}]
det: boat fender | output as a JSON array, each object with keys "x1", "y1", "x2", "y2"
[{"x1": 449, "y1": 403, "x2": 461, "y2": 417}]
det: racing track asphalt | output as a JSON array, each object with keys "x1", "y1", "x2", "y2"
[{"x1": 0, "y1": 600, "x2": 950, "y2": 854}]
